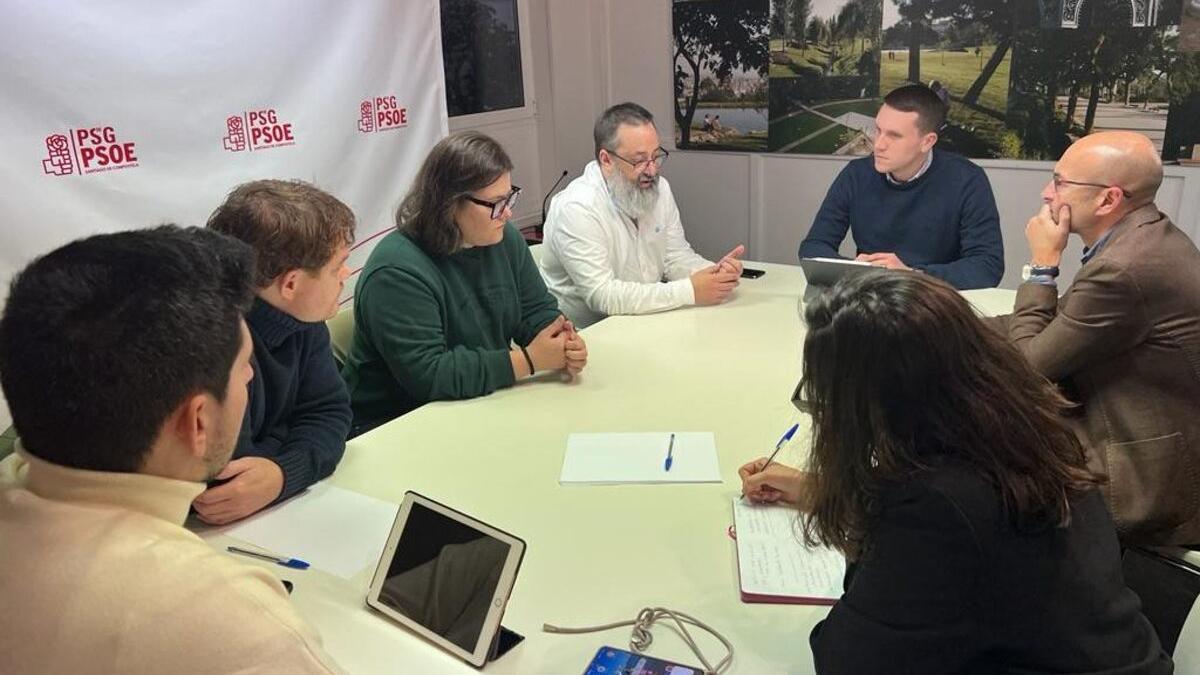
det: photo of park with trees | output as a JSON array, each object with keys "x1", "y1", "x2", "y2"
[
  {"x1": 674, "y1": 0, "x2": 1200, "y2": 161},
  {"x1": 877, "y1": 0, "x2": 1021, "y2": 158},
  {"x1": 768, "y1": 0, "x2": 883, "y2": 153},
  {"x1": 1009, "y1": 0, "x2": 1199, "y2": 161},
  {"x1": 673, "y1": 0, "x2": 770, "y2": 152}
]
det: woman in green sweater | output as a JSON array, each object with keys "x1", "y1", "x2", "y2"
[{"x1": 343, "y1": 132, "x2": 588, "y2": 436}]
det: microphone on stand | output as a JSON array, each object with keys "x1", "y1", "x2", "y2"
[{"x1": 539, "y1": 170, "x2": 570, "y2": 239}]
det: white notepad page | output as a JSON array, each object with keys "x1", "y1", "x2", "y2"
[
  {"x1": 214, "y1": 482, "x2": 399, "y2": 579},
  {"x1": 733, "y1": 497, "x2": 845, "y2": 600},
  {"x1": 559, "y1": 432, "x2": 722, "y2": 484}
]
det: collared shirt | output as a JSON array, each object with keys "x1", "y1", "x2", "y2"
[
  {"x1": 0, "y1": 449, "x2": 342, "y2": 674},
  {"x1": 885, "y1": 149, "x2": 934, "y2": 185},
  {"x1": 1081, "y1": 227, "x2": 1117, "y2": 265},
  {"x1": 539, "y1": 160, "x2": 713, "y2": 328}
]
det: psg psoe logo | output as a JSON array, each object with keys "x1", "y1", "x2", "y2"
[
  {"x1": 222, "y1": 116, "x2": 247, "y2": 152},
  {"x1": 357, "y1": 96, "x2": 408, "y2": 134},
  {"x1": 41, "y1": 127, "x2": 140, "y2": 177},
  {"x1": 222, "y1": 109, "x2": 296, "y2": 152}
]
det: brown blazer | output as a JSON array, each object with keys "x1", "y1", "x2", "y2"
[{"x1": 991, "y1": 204, "x2": 1200, "y2": 545}]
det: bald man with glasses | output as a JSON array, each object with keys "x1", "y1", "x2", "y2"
[{"x1": 990, "y1": 131, "x2": 1200, "y2": 546}]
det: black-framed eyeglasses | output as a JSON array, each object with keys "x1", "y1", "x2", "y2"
[
  {"x1": 791, "y1": 380, "x2": 811, "y2": 413},
  {"x1": 1052, "y1": 174, "x2": 1132, "y2": 199},
  {"x1": 466, "y1": 186, "x2": 522, "y2": 220},
  {"x1": 607, "y1": 147, "x2": 670, "y2": 173}
]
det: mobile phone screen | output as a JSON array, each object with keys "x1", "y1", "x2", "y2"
[
  {"x1": 585, "y1": 646, "x2": 700, "y2": 675},
  {"x1": 741, "y1": 267, "x2": 765, "y2": 279}
]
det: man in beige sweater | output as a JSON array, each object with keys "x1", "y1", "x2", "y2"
[{"x1": 0, "y1": 226, "x2": 342, "y2": 673}]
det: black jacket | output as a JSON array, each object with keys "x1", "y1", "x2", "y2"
[{"x1": 810, "y1": 460, "x2": 1171, "y2": 674}]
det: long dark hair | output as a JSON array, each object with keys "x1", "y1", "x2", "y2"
[
  {"x1": 799, "y1": 271, "x2": 1099, "y2": 556},
  {"x1": 396, "y1": 131, "x2": 513, "y2": 255}
]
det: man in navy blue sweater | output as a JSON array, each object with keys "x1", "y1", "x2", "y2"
[
  {"x1": 196, "y1": 180, "x2": 354, "y2": 524},
  {"x1": 799, "y1": 85, "x2": 1004, "y2": 289}
]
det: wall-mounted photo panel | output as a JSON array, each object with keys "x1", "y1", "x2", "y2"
[
  {"x1": 674, "y1": 0, "x2": 1198, "y2": 161},
  {"x1": 768, "y1": 0, "x2": 883, "y2": 154},
  {"x1": 673, "y1": 0, "x2": 770, "y2": 152},
  {"x1": 1010, "y1": 0, "x2": 1195, "y2": 160}
]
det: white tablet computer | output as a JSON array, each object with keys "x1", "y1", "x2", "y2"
[
  {"x1": 799, "y1": 256, "x2": 879, "y2": 301},
  {"x1": 366, "y1": 492, "x2": 526, "y2": 668}
]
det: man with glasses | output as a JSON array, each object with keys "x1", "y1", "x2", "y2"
[
  {"x1": 540, "y1": 102, "x2": 746, "y2": 328},
  {"x1": 990, "y1": 130, "x2": 1200, "y2": 546},
  {"x1": 799, "y1": 84, "x2": 1003, "y2": 289}
]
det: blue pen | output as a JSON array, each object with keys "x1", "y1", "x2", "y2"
[
  {"x1": 227, "y1": 545, "x2": 310, "y2": 570},
  {"x1": 756, "y1": 423, "x2": 800, "y2": 474},
  {"x1": 664, "y1": 432, "x2": 676, "y2": 472}
]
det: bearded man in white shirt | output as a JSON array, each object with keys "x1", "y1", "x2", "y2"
[{"x1": 540, "y1": 102, "x2": 745, "y2": 328}]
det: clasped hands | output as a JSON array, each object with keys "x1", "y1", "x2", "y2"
[{"x1": 525, "y1": 315, "x2": 588, "y2": 379}]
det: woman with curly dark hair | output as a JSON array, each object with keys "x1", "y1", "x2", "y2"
[{"x1": 740, "y1": 271, "x2": 1169, "y2": 673}]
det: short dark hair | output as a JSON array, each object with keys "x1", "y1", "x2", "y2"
[
  {"x1": 0, "y1": 226, "x2": 256, "y2": 473},
  {"x1": 396, "y1": 131, "x2": 513, "y2": 256},
  {"x1": 594, "y1": 102, "x2": 655, "y2": 158},
  {"x1": 798, "y1": 271, "x2": 1099, "y2": 556},
  {"x1": 883, "y1": 84, "x2": 947, "y2": 134},
  {"x1": 207, "y1": 179, "x2": 356, "y2": 288}
]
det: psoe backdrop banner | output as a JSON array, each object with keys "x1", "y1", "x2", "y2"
[{"x1": 0, "y1": 0, "x2": 449, "y2": 429}]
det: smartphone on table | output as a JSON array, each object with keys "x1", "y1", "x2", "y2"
[
  {"x1": 584, "y1": 646, "x2": 701, "y2": 675},
  {"x1": 740, "y1": 267, "x2": 765, "y2": 279}
]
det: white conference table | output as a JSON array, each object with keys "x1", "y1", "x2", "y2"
[{"x1": 205, "y1": 261, "x2": 1017, "y2": 674}]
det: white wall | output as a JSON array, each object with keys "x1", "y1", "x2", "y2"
[{"x1": 540, "y1": 0, "x2": 1200, "y2": 289}]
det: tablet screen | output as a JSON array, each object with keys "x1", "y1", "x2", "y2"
[{"x1": 374, "y1": 501, "x2": 512, "y2": 653}]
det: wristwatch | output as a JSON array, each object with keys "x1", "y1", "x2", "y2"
[{"x1": 1022, "y1": 263, "x2": 1060, "y2": 281}]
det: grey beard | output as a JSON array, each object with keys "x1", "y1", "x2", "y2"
[{"x1": 606, "y1": 171, "x2": 659, "y2": 220}]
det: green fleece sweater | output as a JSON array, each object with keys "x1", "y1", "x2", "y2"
[{"x1": 342, "y1": 224, "x2": 560, "y2": 435}]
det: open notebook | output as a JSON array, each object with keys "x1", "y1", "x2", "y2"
[{"x1": 732, "y1": 497, "x2": 846, "y2": 605}]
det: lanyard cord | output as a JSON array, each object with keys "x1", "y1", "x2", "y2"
[{"x1": 543, "y1": 606, "x2": 734, "y2": 674}]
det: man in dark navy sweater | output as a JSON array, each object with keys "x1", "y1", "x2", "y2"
[
  {"x1": 799, "y1": 85, "x2": 1004, "y2": 289},
  {"x1": 196, "y1": 180, "x2": 354, "y2": 524}
]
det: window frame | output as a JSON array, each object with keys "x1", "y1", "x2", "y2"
[{"x1": 443, "y1": 0, "x2": 538, "y2": 127}]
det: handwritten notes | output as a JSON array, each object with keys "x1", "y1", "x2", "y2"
[{"x1": 732, "y1": 497, "x2": 845, "y2": 603}]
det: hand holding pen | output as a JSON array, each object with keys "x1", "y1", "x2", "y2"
[{"x1": 738, "y1": 424, "x2": 807, "y2": 505}]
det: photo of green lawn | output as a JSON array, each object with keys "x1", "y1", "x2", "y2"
[
  {"x1": 879, "y1": 44, "x2": 1014, "y2": 157},
  {"x1": 768, "y1": 0, "x2": 882, "y2": 153},
  {"x1": 770, "y1": 38, "x2": 877, "y2": 79},
  {"x1": 768, "y1": 98, "x2": 879, "y2": 152}
]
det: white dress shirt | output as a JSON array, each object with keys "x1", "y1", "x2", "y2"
[{"x1": 540, "y1": 160, "x2": 713, "y2": 328}]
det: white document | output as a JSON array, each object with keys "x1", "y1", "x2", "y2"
[
  {"x1": 559, "y1": 432, "x2": 722, "y2": 484},
  {"x1": 217, "y1": 482, "x2": 399, "y2": 579},
  {"x1": 733, "y1": 497, "x2": 845, "y2": 601}
]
